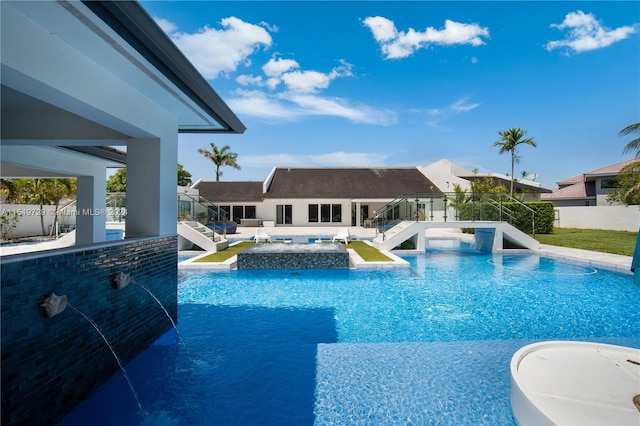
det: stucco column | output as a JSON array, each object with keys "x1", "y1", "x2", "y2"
[
  {"x1": 75, "y1": 175, "x2": 106, "y2": 245},
  {"x1": 355, "y1": 201, "x2": 361, "y2": 227},
  {"x1": 125, "y1": 135, "x2": 178, "y2": 238}
]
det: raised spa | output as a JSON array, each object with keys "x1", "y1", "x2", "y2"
[{"x1": 237, "y1": 242, "x2": 349, "y2": 269}]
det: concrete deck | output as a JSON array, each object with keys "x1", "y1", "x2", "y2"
[{"x1": 2, "y1": 226, "x2": 633, "y2": 274}]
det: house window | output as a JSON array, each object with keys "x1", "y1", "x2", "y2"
[
  {"x1": 232, "y1": 206, "x2": 244, "y2": 223},
  {"x1": 276, "y1": 204, "x2": 292, "y2": 224},
  {"x1": 320, "y1": 204, "x2": 331, "y2": 222},
  {"x1": 600, "y1": 178, "x2": 617, "y2": 189},
  {"x1": 219, "y1": 205, "x2": 231, "y2": 221},
  {"x1": 308, "y1": 204, "x2": 319, "y2": 222},
  {"x1": 245, "y1": 205, "x2": 256, "y2": 219},
  {"x1": 332, "y1": 204, "x2": 342, "y2": 222}
]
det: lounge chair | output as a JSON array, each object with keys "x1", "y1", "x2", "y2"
[
  {"x1": 254, "y1": 227, "x2": 272, "y2": 243},
  {"x1": 332, "y1": 227, "x2": 351, "y2": 244}
]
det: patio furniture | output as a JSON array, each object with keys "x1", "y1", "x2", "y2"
[
  {"x1": 254, "y1": 227, "x2": 272, "y2": 243},
  {"x1": 332, "y1": 228, "x2": 351, "y2": 244}
]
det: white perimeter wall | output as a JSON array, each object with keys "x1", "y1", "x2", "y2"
[
  {"x1": 1, "y1": 204, "x2": 64, "y2": 238},
  {"x1": 555, "y1": 205, "x2": 640, "y2": 232}
]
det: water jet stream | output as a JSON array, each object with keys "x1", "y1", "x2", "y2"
[
  {"x1": 68, "y1": 304, "x2": 142, "y2": 411},
  {"x1": 134, "y1": 282, "x2": 192, "y2": 360}
]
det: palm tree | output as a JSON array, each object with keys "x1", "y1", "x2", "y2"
[
  {"x1": 621, "y1": 122, "x2": 640, "y2": 157},
  {"x1": 197, "y1": 143, "x2": 240, "y2": 182},
  {"x1": 492, "y1": 127, "x2": 537, "y2": 197}
]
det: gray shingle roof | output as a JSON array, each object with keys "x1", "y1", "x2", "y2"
[
  {"x1": 196, "y1": 181, "x2": 264, "y2": 202},
  {"x1": 264, "y1": 167, "x2": 440, "y2": 199}
]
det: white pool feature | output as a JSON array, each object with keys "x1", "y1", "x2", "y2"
[{"x1": 510, "y1": 341, "x2": 640, "y2": 425}]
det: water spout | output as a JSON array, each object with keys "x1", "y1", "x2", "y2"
[
  {"x1": 112, "y1": 271, "x2": 131, "y2": 290},
  {"x1": 134, "y1": 281, "x2": 192, "y2": 360},
  {"x1": 69, "y1": 304, "x2": 142, "y2": 411},
  {"x1": 39, "y1": 292, "x2": 68, "y2": 318}
]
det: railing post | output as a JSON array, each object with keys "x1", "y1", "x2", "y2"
[
  {"x1": 471, "y1": 197, "x2": 475, "y2": 222},
  {"x1": 532, "y1": 211, "x2": 535, "y2": 236},
  {"x1": 430, "y1": 198, "x2": 434, "y2": 221},
  {"x1": 443, "y1": 195, "x2": 448, "y2": 222}
]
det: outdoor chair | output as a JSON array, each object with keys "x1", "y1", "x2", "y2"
[
  {"x1": 254, "y1": 227, "x2": 272, "y2": 243},
  {"x1": 332, "y1": 227, "x2": 351, "y2": 244}
]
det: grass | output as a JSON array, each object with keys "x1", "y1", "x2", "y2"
[
  {"x1": 192, "y1": 239, "x2": 394, "y2": 264},
  {"x1": 193, "y1": 241, "x2": 253, "y2": 262},
  {"x1": 344, "y1": 240, "x2": 393, "y2": 262},
  {"x1": 535, "y1": 228, "x2": 638, "y2": 256}
]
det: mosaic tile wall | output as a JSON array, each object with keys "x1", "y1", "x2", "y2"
[
  {"x1": 237, "y1": 243, "x2": 350, "y2": 269},
  {"x1": 1, "y1": 237, "x2": 177, "y2": 426}
]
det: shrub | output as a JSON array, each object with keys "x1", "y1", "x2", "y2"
[{"x1": 457, "y1": 200, "x2": 554, "y2": 234}]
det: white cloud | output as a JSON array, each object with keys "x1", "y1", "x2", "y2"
[
  {"x1": 450, "y1": 98, "x2": 480, "y2": 113},
  {"x1": 154, "y1": 17, "x2": 394, "y2": 125},
  {"x1": 362, "y1": 16, "x2": 398, "y2": 42},
  {"x1": 423, "y1": 97, "x2": 481, "y2": 128},
  {"x1": 228, "y1": 88, "x2": 397, "y2": 125},
  {"x1": 236, "y1": 74, "x2": 263, "y2": 86},
  {"x1": 283, "y1": 93, "x2": 397, "y2": 125},
  {"x1": 241, "y1": 151, "x2": 391, "y2": 168},
  {"x1": 262, "y1": 57, "x2": 300, "y2": 77},
  {"x1": 227, "y1": 89, "x2": 305, "y2": 121},
  {"x1": 363, "y1": 16, "x2": 490, "y2": 59},
  {"x1": 157, "y1": 16, "x2": 273, "y2": 79},
  {"x1": 546, "y1": 10, "x2": 638, "y2": 53}
]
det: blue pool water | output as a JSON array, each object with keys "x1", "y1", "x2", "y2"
[{"x1": 59, "y1": 247, "x2": 640, "y2": 425}]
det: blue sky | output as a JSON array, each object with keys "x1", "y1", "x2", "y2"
[{"x1": 141, "y1": 1, "x2": 639, "y2": 188}]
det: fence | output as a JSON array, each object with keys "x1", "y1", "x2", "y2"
[{"x1": 554, "y1": 206, "x2": 639, "y2": 232}]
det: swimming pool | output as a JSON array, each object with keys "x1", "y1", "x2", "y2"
[{"x1": 59, "y1": 247, "x2": 640, "y2": 425}]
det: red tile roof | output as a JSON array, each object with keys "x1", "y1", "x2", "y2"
[
  {"x1": 584, "y1": 158, "x2": 639, "y2": 177},
  {"x1": 541, "y1": 182, "x2": 595, "y2": 200}
]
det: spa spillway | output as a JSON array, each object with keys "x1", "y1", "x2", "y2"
[
  {"x1": 237, "y1": 242, "x2": 350, "y2": 269},
  {"x1": 510, "y1": 341, "x2": 640, "y2": 425}
]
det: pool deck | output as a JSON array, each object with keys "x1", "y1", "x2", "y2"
[
  {"x1": 1, "y1": 225, "x2": 633, "y2": 274},
  {"x1": 179, "y1": 226, "x2": 634, "y2": 274}
]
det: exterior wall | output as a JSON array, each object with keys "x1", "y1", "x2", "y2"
[
  {"x1": 594, "y1": 177, "x2": 610, "y2": 206},
  {"x1": 1, "y1": 237, "x2": 177, "y2": 426},
  {"x1": 0, "y1": 203, "x2": 127, "y2": 239},
  {"x1": 258, "y1": 199, "x2": 354, "y2": 226},
  {"x1": 555, "y1": 205, "x2": 639, "y2": 231},
  {"x1": 208, "y1": 198, "x2": 456, "y2": 227},
  {"x1": 550, "y1": 199, "x2": 594, "y2": 207},
  {"x1": 1, "y1": 204, "x2": 61, "y2": 238}
]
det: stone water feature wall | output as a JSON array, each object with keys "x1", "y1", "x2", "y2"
[
  {"x1": 237, "y1": 242, "x2": 350, "y2": 269},
  {"x1": 1, "y1": 236, "x2": 178, "y2": 426}
]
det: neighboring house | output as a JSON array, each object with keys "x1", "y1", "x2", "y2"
[
  {"x1": 420, "y1": 159, "x2": 551, "y2": 202},
  {"x1": 1, "y1": 2, "x2": 244, "y2": 425},
  {"x1": 542, "y1": 158, "x2": 638, "y2": 206},
  {"x1": 195, "y1": 167, "x2": 443, "y2": 226}
]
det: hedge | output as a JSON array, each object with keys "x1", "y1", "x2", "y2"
[{"x1": 456, "y1": 201, "x2": 554, "y2": 234}]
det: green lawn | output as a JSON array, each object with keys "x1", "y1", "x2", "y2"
[
  {"x1": 193, "y1": 241, "x2": 253, "y2": 262},
  {"x1": 535, "y1": 228, "x2": 638, "y2": 256},
  {"x1": 344, "y1": 240, "x2": 393, "y2": 262}
]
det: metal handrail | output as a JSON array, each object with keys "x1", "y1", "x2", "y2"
[
  {"x1": 371, "y1": 191, "x2": 537, "y2": 237},
  {"x1": 177, "y1": 191, "x2": 231, "y2": 238}
]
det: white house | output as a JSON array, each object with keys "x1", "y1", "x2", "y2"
[{"x1": 192, "y1": 160, "x2": 551, "y2": 228}]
